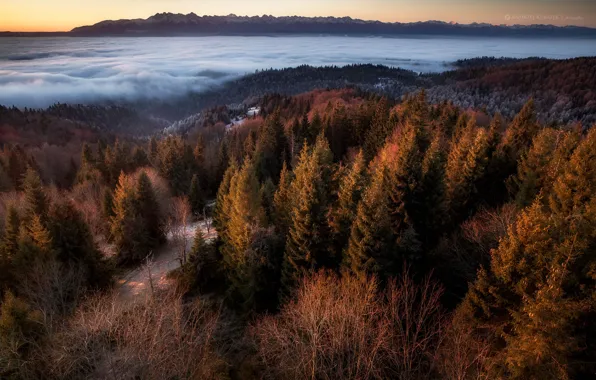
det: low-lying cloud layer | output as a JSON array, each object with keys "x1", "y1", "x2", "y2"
[{"x1": 1, "y1": 36, "x2": 595, "y2": 108}]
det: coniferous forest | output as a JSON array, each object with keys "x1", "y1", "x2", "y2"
[{"x1": 1, "y1": 85, "x2": 596, "y2": 380}]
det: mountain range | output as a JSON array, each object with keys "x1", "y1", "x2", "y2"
[{"x1": 4, "y1": 13, "x2": 596, "y2": 37}]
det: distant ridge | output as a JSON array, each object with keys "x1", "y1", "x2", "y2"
[{"x1": 58, "y1": 13, "x2": 596, "y2": 37}]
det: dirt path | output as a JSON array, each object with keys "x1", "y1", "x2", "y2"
[{"x1": 115, "y1": 218, "x2": 217, "y2": 301}]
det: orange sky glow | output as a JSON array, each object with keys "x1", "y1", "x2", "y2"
[{"x1": 1, "y1": 0, "x2": 594, "y2": 32}]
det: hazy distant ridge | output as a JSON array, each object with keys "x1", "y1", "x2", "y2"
[{"x1": 68, "y1": 13, "x2": 596, "y2": 37}]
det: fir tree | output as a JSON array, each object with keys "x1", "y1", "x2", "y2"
[
  {"x1": 48, "y1": 201, "x2": 107, "y2": 287},
  {"x1": 136, "y1": 171, "x2": 164, "y2": 246},
  {"x1": 328, "y1": 150, "x2": 366, "y2": 265},
  {"x1": 188, "y1": 174, "x2": 205, "y2": 217},
  {"x1": 345, "y1": 159, "x2": 394, "y2": 279},
  {"x1": 272, "y1": 161, "x2": 294, "y2": 235},
  {"x1": 110, "y1": 172, "x2": 147, "y2": 264},
  {"x1": 281, "y1": 136, "x2": 333, "y2": 295},
  {"x1": 22, "y1": 167, "x2": 48, "y2": 223},
  {"x1": 363, "y1": 97, "x2": 392, "y2": 161},
  {"x1": 462, "y1": 128, "x2": 596, "y2": 378}
]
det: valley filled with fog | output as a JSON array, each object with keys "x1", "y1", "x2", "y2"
[{"x1": 1, "y1": 35, "x2": 595, "y2": 108}]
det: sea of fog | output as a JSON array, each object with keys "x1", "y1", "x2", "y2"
[{"x1": 1, "y1": 35, "x2": 595, "y2": 108}]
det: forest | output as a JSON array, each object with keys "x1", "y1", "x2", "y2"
[{"x1": 1, "y1": 86, "x2": 595, "y2": 379}]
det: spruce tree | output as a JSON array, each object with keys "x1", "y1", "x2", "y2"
[
  {"x1": 328, "y1": 150, "x2": 366, "y2": 265},
  {"x1": 363, "y1": 97, "x2": 392, "y2": 161},
  {"x1": 445, "y1": 121, "x2": 489, "y2": 225},
  {"x1": 462, "y1": 128, "x2": 596, "y2": 378},
  {"x1": 213, "y1": 161, "x2": 237, "y2": 234},
  {"x1": 136, "y1": 171, "x2": 164, "y2": 246},
  {"x1": 0, "y1": 206, "x2": 20, "y2": 261},
  {"x1": 48, "y1": 201, "x2": 107, "y2": 287},
  {"x1": 273, "y1": 161, "x2": 294, "y2": 235},
  {"x1": 188, "y1": 174, "x2": 205, "y2": 217},
  {"x1": 110, "y1": 172, "x2": 147, "y2": 264},
  {"x1": 22, "y1": 167, "x2": 48, "y2": 223},
  {"x1": 281, "y1": 136, "x2": 333, "y2": 294},
  {"x1": 254, "y1": 110, "x2": 286, "y2": 181},
  {"x1": 345, "y1": 160, "x2": 394, "y2": 279},
  {"x1": 223, "y1": 159, "x2": 263, "y2": 271}
]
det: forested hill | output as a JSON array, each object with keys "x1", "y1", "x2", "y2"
[
  {"x1": 1, "y1": 58, "x2": 595, "y2": 140},
  {"x1": 66, "y1": 13, "x2": 596, "y2": 37}
]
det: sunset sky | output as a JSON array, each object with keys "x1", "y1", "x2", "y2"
[{"x1": 1, "y1": 0, "x2": 594, "y2": 32}]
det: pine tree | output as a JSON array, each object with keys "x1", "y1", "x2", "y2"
[
  {"x1": 513, "y1": 128, "x2": 580, "y2": 208},
  {"x1": 328, "y1": 150, "x2": 366, "y2": 265},
  {"x1": 344, "y1": 160, "x2": 394, "y2": 279},
  {"x1": 445, "y1": 120, "x2": 489, "y2": 225},
  {"x1": 0, "y1": 206, "x2": 19, "y2": 288},
  {"x1": 223, "y1": 159, "x2": 263, "y2": 270},
  {"x1": 415, "y1": 131, "x2": 448, "y2": 247},
  {"x1": 136, "y1": 171, "x2": 164, "y2": 246},
  {"x1": 131, "y1": 146, "x2": 150, "y2": 169},
  {"x1": 254, "y1": 110, "x2": 287, "y2": 181},
  {"x1": 273, "y1": 161, "x2": 294, "y2": 235},
  {"x1": 22, "y1": 167, "x2": 48, "y2": 223},
  {"x1": 148, "y1": 136, "x2": 158, "y2": 162},
  {"x1": 363, "y1": 97, "x2": 392, "y2": 161},
  {"x1": 213, "y1": 161, "x2": 237, "y2": 233},
  {"x1": 0, "y1": 206, "x2": 20, "y2": 261},
  {"x1": 462, "y1": 128, "x2": 596, "y2": 378},
  {"x1": 281, "y1": 136, "x2": 333, "y2": 294},
  {"x1": 110, "y1": 172, "x2": 147, "y2": 264},
  {"x1": 14, "y1": 214, "x2": 54, "y2": 271},
  {"x1": 188, "y1": 174, "x2": 205, "y2": 217},
  {"x1": 48, "y1": 201, "x2": 107, "y2": 287}
]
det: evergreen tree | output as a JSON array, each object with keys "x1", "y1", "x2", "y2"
[
  {"x1": 131, "y1": 146, "x2": 150, "y2": 169},
  {"x1": 272, "y1": 161, "x2": 294, "y2": 235},
  {"x1": 223, "y1": 159, "x2": 263, "y2": 271},
  {"x1": 110, "y1": 172, "x2": 147, "y2": 264},
  {"x1": 445, "y1": 120, "x2": 489, "y2": 225},
  {"x1": 513, "y1": 128, "x2": 579, "y2": 208},
  {"x1": 363, "y1": 97, "x2": 392, "y2": 161},
  {"x1": 136, "y1": 171, "x2": 164, "y2": 246},
  {"x1": 328, "y1": 150, "x2": 366, "y2": 265},
  {"x1": 415, "y1": 131, "x2": 448, "y2": 247},
  {"x1": 188, "y1": 174, "x2": 205, "y2": 217},
  {"x1": 462, "y1": 128, "x2": 596, "y2": 379},
  {"x1": 14, "y1": 214, "x2": 54, "y2": 270},
  {"x1": 254, "y1": 110, "x2": 287, "y2": 181},
  {"x1": 0, "y1": 206, "x2": 19, "y2": 289},
  {"x1": 148, "y1": 136, "x2": 158, "y2": 162},
  {"x1": 213, "y1": 161, "x2": 237, "y2": 234},
  {"x1": 22, "y1": 167, "x2": 48, "y2": 223},
  {"x1": 345, "y1": 159, "x2": 394, "y2": 279},
  {"x1": 48, "y1": 201, "x2": 107, "y2": 287},
  {"x1": 0, "y1": 206, "x2": 20, "y2": 262},
  {"x1": 281, "y1": 136, "x2": 333, "y2": 295}
]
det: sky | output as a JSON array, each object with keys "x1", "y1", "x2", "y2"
[{"x1": 1, "y1": 0, "x2": 595, "y2": 32}]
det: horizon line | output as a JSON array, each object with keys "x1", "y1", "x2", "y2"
[{"x1": 4, "y1": 12, "x2": 595, "y2": 34}]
